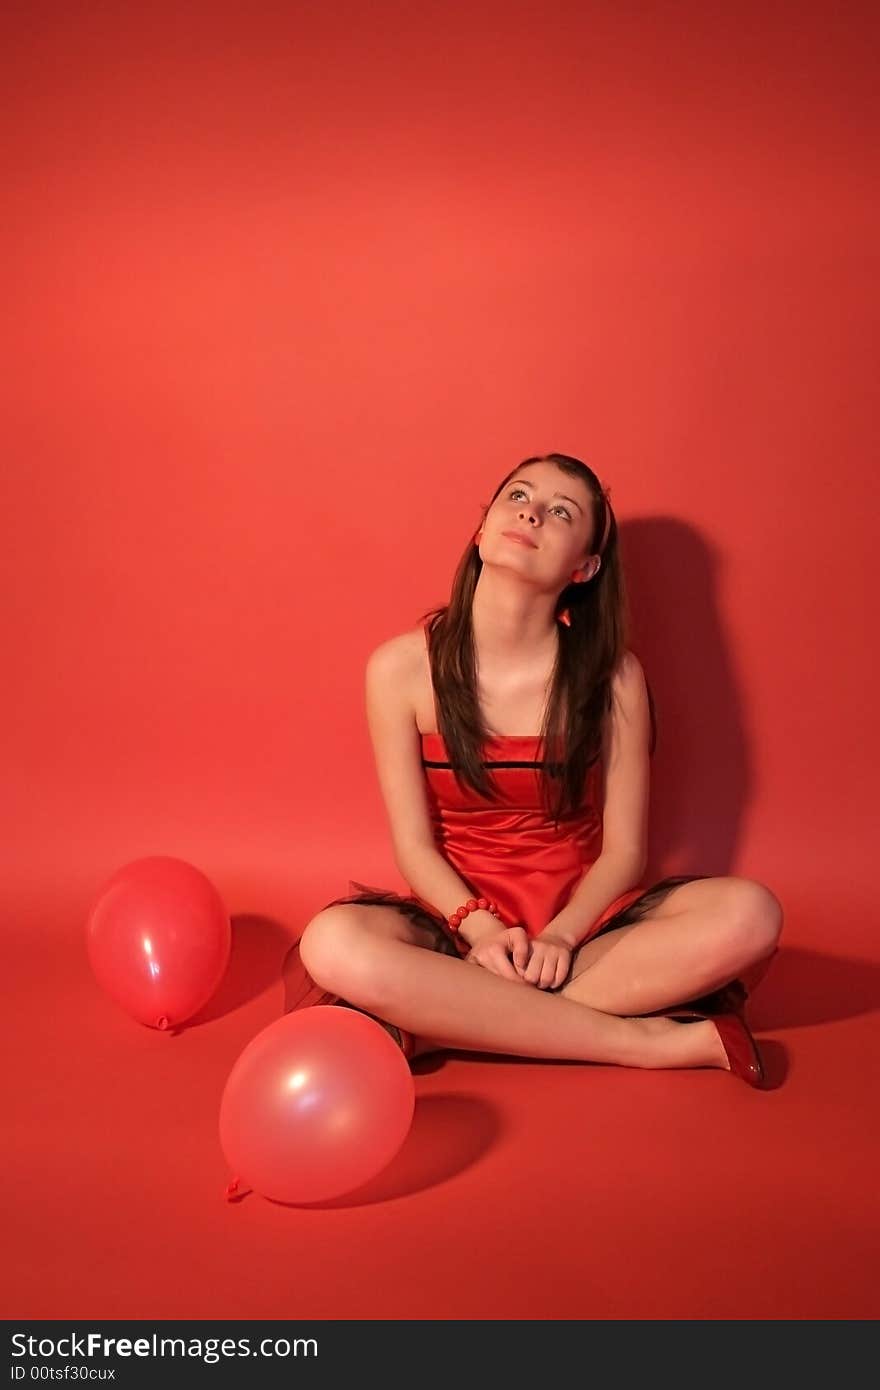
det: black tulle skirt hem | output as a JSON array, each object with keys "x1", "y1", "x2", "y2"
[
  {"x1": 281, "y1": 872, "x2": 779, "y2": 1032},
  {"x1": 320, "y1": 873, "x2": 711, "y2": 952}
]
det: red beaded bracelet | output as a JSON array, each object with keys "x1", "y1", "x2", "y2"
[{"x1": 447, "y1": 896, "x2": 503, "y2": 931}]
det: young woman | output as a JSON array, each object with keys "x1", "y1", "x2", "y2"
[{"x1": 283, "y1": 452, "x2": 783, "y2": 1085}]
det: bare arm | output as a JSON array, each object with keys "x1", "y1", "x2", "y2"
[
  {"x1": 395, "y1": 843, "x2": 505, "y2": 948},
  {"x1": 364, "y1": 634, "x2": 502, "y2": 948},
  {"x1": 538, "y1": 851, "x2": 646, "y2": 949},
  {"x1": 539, "y1": 651, "x2": 651, "y2": 948}
]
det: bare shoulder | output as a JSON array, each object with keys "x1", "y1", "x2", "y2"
[
  {"x1": 364, "y1": 626, "x2": 423, "y2": 715},
  {"x1": 612, "y1": 648, "x2": 646, "y2": 697},
  {"x1": 605, "y1": 648, "x2": 649, "y2": 739},
  {"x1": 365, "y1": 626, "x2": 422, "y2": 679}
]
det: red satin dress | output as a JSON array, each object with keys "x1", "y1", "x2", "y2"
[
  {"x1": 410, "y1": 731, "x2": 651, "y2": 955},
  {"x1": 282, "y1": 728, "x2": 677, "y2": 1020}
]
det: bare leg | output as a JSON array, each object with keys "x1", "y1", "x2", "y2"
[
  {"x1": 299, "y1": 909, "x2": 728, "y2": 1071},
  {"x1": 559, "y1": 879, "x2": 784, "y2": 1015}
]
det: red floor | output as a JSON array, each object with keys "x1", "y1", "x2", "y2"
[{"x1": 5, "y1": 881, "x2": 879, "y2": 1321}]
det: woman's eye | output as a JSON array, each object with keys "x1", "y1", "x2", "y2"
[{"x1": 508, "y1": 488, "x2": 571, "y2": 520}]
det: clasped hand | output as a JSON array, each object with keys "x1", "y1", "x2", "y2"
[{"x1": 466, "y1": 924, "x2": 572, "y2": 990}]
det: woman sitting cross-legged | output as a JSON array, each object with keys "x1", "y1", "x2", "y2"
[{"x1": 283, "y1": 451, "x2": 783, "y2": 1087}]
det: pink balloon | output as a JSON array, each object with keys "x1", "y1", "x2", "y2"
[
  {"x1": 220, "y1": 1007, "x2": 415, "y2": 1203},
  {"x1": 86, "y1": 856, "x2": 231, "y2": 1029}
]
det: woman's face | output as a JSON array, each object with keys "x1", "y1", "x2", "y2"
[{"x1": 481, "y1": 463, "x2": 597, "y2": 583}]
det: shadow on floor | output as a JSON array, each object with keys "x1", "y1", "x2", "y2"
[
  {"x1": 187, "y1": 914, "x2": 294, "y2": 1026},
  {"x1": 747, "y1": 946, "x2": 880, "y2": 1031},
  {"x1": 261, "y1": 1093, "x2": 502, "y2": 1209}
]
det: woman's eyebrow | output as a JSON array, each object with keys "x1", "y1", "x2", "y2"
[{"x1": 508, "y1": 479, "x2": 583, "y2": 513}]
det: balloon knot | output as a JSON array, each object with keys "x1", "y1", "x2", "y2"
[
  {"x1": 225, "y1": 1178, "x2": 240, "y2": 1200},
  {"x1": 156, "y1": 1016, "x2": 169, "y2": 1030}
]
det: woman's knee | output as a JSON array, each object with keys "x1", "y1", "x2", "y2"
[
  {"x1": 298, "y1": 907, "x2": 366, "y2": 992},
  {"x1": 724, "y1": 878, "x2": 784, "y2": 960},
  {"x1": 298, "y1": 904, "x2": 417, "y2": 996}
]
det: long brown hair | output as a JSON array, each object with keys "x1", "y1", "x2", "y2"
[{"x1": 420, "y1": 451, "x2": 655, "y2": 827}]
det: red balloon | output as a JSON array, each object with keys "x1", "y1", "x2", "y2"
[
  {"x1": 219, "y1": 1007, "x2": 415, "y2": 1203},
  {"x1": 86, "y1": 856, "x2": 231, "y2": 1029}
]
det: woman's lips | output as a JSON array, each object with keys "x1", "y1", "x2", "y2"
[{"x1": 501, "y1": 530, "x2": 538, "y2": 548}]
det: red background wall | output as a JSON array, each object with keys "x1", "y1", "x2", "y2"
[
  {"x1": 3, "y1": 0, "x2": 877, "y2": 1320},
  {"x1": 5, "y1": 2, "x2": 875, "y2": 929}
]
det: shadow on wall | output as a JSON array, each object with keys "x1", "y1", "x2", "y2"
[{"x1": 621, "y1": 515, "x2": 750, "y2": 879}]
